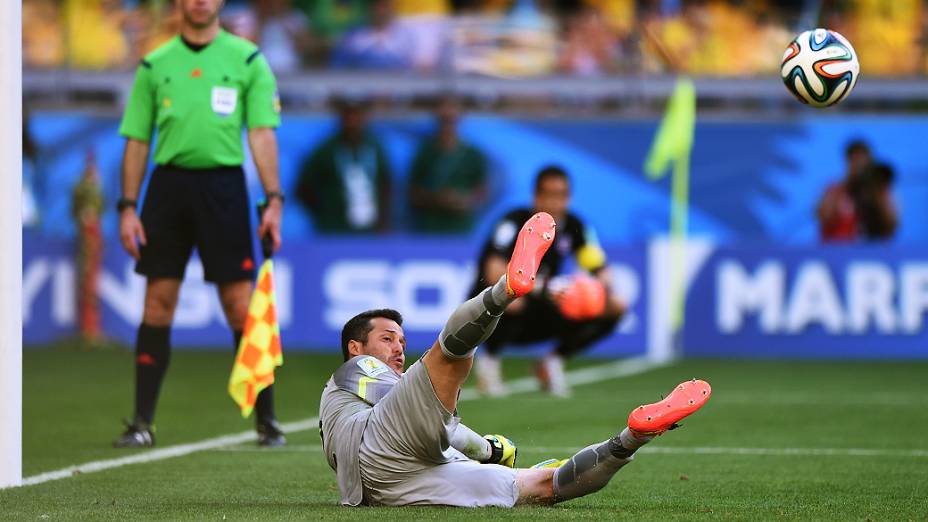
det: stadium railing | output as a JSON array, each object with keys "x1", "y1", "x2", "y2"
[{"x1": 23, "y1": 70, "x2": 928, "y2": 114}]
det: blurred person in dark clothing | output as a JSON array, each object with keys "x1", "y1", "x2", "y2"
[
  {"x1": 22, "y1": 108, "x2": 40, "y2": 228},
  {"x1": 296, "y1": 97, "x2": 392, "y2": 234},
  {"x1": 255, "y1": 0, "x2": 313, "y2": 74},
  {"x1": 329, "y1": 0, "x2": 417, "y2": 70},
  {"x1": 557, "y1": 4, "x2": 619, "y2": 76},
  {"x1": 817, "y1": 140, "x2": 898, "y2": 241},
  {"x1": 855, "y1": 163, "x2": 898, "y2": 240},
  {"x1": 408, "y1": 96, "x2": 489, "y2": 234},
  {"x1": 470, "y1": 166, "x2": 627, "y2": 397}
]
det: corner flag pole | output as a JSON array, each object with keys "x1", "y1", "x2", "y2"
[
  {"x1": 644, "y1": 78, "x2": 696, "y2": 338},
  {"x1": 0, "y1": 0, "x2": 24, "y2": 489}
]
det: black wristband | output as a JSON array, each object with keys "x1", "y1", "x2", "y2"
[
  {"x1": 266, "y1": 191, "x2": 285, "y2": 205},
  {"x1": 117, "y1": 198, "x2": 137, "y2": 212}
]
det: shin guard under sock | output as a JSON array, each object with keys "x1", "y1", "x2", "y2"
[
  {"x1": 439, "y1": 277, "x2": 512, "y2": 359},
  {"x1": 552, "y1": 427, "x2": 652, "y2": 502}
]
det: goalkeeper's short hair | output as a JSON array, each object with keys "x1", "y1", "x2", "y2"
[{"x1": 340, "y1": 309, "x2": 404, "y2": 361}]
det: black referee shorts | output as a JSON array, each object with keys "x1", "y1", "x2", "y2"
[{"x1": 136, "y1": 164, "x2": 255, "y2": 284}]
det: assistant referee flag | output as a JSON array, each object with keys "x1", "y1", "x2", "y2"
[{"x1": 229, "y1": 260, "x2": 283, "y2": 418}]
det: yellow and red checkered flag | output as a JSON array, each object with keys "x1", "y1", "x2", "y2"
[{"x1": 228, "y1": 259, "x2": 283, "y2": 418}]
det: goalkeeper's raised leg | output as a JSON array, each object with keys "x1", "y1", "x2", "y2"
[{"x1": 318, "y1": 211, "x2": 712, "y2": 507}]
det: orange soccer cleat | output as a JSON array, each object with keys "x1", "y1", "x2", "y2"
[
  {"x1": 627, "y1": 379, "x2": 712, "y2": 436},
  {"x1": 506, "y1": 212, "x2": 556, "y2": 298}
]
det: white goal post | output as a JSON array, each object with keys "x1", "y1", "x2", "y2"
[{"x1": 0, "y1": 0, "x2": 23, "y2": 489}]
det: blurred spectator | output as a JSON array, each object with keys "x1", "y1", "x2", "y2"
[
  {"x1": 450, "y1": 0, "x2": 558, "y2": 76},
  {"x1": 64, "y1": 0, "x2": 131, "y2": 69},
  {"x1": 395, "y1": 0, "x2": 451, "y2": 16},
  {"x1": 222, "y1": 3, "x2": 260, "y2": 42},
  {"x1": 557, "y1": 4, "x2": 618, "y2": 76},
  {"x1": 643, "y1": 0, "x2": 777, "y2": 75},
  {"x1": 823, "y1": 0, "x2": 924, "y2": 76},
  {"x1": 856, "y1": 163, "x2": 898, "y2": 240},
  {"x1": 23, "y1": 0, "x2": 66, "y2": 68},
  {"x1": 307, "y1": 0, "x2": 369, "y2": 43},
  {"x1": 295, "y1": 98, "x2": 391, "y2": 234},
  {"x1": 330, "y1": 0, "x2": 418, "y2": 70},
  {"x1": 255, "y1": 0, "x2": 314, "y2": 74},
  {"x1": 130, "y1": 0, "x2": 182, "y2": 59},
  {"x1": 816, "y1": 140, "x2": 898, "y2": 242},
  {"x1": 751, "y1": 9, "x2": 792, "y2": 74},
  {"x1": 71, "y1": 149, "x2": 104, "y2": 342},
  {"x1": 22, "y1": 110, "x2": 40, "y2": 228},
  {"x1": 408, "y1": 96, "x2": 489, "y2": 234},
  {"x1": 20, "y1": 0, "x2": 928, "y2": 76},
  {"x1": 452, "y1": 0, "x2": 513, "y2": 14}
]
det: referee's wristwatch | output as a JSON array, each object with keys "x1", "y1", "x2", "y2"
[
  {"x1": 265, "y1": 191, "x2": 285, "y2": 205},
  {"x1": 116, "y1": 198, "x2": 137, "y2": 213}
]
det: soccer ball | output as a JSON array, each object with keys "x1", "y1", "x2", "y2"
[{"x1": 781, "y1": 28, "x2": 860, "y2": 108}]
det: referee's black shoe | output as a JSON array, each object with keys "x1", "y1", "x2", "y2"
[
  {"x1": 257, "y1": 419, "x2": 286, "y2": 447},
  {"x1": 113, "y1": 417, "x2": 155, "y2": 448}
]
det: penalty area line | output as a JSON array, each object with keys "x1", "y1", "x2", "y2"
[{"x1": 16, "y1": 356, "x2": 664, "y2": 488}]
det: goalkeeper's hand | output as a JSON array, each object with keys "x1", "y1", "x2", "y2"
[{"x1": 484, "y1": 434, "x2": 517, "y2": 467}]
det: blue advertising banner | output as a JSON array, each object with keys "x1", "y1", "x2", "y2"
[
  {"x1": 23, "y1": 237, "x2": 648, "y2": 357},
  {"x1": 26, "y1": 235, "x2": 927, "y2": 359},
  {"x1": 682, "y1": 245, "x2": 928, "y2": 359}
]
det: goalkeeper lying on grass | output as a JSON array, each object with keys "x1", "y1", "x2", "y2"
[{"x1": 319, "y1": 212, "x2": 712, "y2": 507}]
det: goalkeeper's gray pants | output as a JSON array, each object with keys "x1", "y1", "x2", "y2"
[{"x1": 357, "y1": 359, "x2": 518, "y2": 507}]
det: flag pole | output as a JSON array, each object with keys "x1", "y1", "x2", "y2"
[
  {"x1": 670, "y1": 152, "x2": 690, "y2": 333},
  {"x1": 644, "y1": 77, "x2": 696, "y2": 359},
  {"x1": 0, "y1": 0, "x2": 23, "y2": 489}
]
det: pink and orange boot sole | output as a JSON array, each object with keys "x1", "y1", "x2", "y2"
[
  {"x1": 628, "y1": 379, "x2": 712, "y2": 436},
  {"x1": 506, "y1": 212, "x2": 557, "y2": 298}
]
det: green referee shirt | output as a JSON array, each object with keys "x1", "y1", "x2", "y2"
[{"x1": 119, "y1": 30, "x2": 280, "y2": 168}]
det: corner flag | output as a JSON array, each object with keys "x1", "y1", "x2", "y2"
[
  {"x1": 228, "y1": 259, "x2": 283, "y2": 418},
  {"x1": 644, "y1": 77, "x2": 696, "y2": 332},
  {"x1": 645, "y1": 78, "x2": 695, "y2": 181}
]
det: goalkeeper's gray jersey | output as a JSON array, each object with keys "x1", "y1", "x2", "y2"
[{"x1": 319, "y1": 355, "x2": 399, "y2": 505}]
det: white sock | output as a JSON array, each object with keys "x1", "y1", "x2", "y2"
[{"x1": 616, "y1": 427, "x2": 654, "y2": 455}]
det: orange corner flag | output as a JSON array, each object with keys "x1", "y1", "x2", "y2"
[{"x1": 229, "y1": 259, "x2": 283, "y2": 418}]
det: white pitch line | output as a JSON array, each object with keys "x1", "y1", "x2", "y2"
[
  {"x1": 527, "y1": 446, "x2": 928, "y2": 459},
  {"x1": 15, "y1": 356, "x2": 663, "y2": 489},
  {"x1": 212, "y1": 444, "x2": 928, "y2": 459},
  {"x1": 641, "y1": 446, "x2": 928, "y2": 458},
  {"x1": 19, "y1": 417, "x2": 323, "y2": 487},
  {"x1": 459, "y1": 356, "x2": 664, "y2": 400}
]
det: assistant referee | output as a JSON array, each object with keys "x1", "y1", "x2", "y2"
[{"x1": 114, "y1": 0, "x2": 286, "y2": 447}]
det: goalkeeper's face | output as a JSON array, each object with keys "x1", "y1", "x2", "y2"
[{"x1": 352, "y1": 318, "x2": 407, "y2": 374}]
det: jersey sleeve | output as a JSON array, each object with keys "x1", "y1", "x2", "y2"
[
  {"x1": 118, "y1": 62, "x2": 156, "y2": 142},
  {"x1": 243, "y1": 51, "x2": 281, "y2": 129}
]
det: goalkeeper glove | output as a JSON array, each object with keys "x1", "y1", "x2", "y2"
[{"x1": 484, "y1": 434, "x2": 517, "y2": 467}]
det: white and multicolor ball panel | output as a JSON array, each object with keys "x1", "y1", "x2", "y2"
[{"x1": 781, "y1": 28, "x2": 860, "y2": 108}]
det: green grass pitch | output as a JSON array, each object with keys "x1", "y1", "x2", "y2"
[{"x1": 2, "y1": 347, "x2": 927, "y2": 521}]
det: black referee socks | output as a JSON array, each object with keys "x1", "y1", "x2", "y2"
[{"x1": 135, "y1": 323, "x2": 171, "y2": 425}]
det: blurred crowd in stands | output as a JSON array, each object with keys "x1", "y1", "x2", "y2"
[{"x1": 23, "y1": 0, "x2": 928, "y2": 77}]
